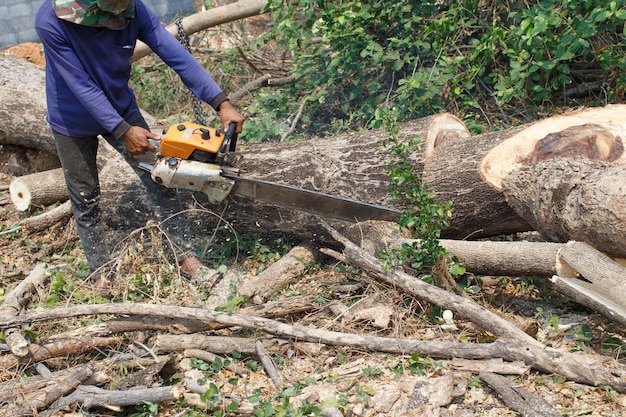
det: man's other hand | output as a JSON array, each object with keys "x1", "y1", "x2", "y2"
[{"x1": 218, "y1": 100, "x2": 245, "y2": 133}]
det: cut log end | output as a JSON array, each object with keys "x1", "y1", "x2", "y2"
[
  {"x1": 9, "y1": 167, "x2": 68, "y2": 212},
  {"x1": 9, "y1": 179, "x2": 32, "y2": 211},
  {"x1": 424, "y1": 113, "x2": 469, "y2": 158},
  {"x1": 480, "y1": 105, "x2": 626, "y2": 191}
]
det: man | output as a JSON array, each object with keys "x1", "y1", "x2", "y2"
[{"x1": 35, "y1": 0, "x2": 245, "y2": 287}]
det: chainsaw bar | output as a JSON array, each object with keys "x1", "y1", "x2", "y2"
[{"x1": 222, "y1": 171, "x2": 402, "y2": 223}]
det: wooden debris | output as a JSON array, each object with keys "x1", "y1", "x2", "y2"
[
  {"x1": 0, "y1": 263, "x2": 49, "y2": 357},
  {"x1": 480, "y1": 371, "x2": 559, "y2": 417},
  {"x1": 342, "y1": 220, "x2": 626, "y2": 325},
  {"x1": 1, "y1": 364, "x2": 93, "y2": 417},
  {"x1": 256, "y1": 340, "x2": 284, "y2": 389},
  {"x1": 2, "y1": 299, "x2": 626, "y2": 392},
  {"x1": 0, "y1": 336, "x2": 123, "y2": 371},
  {"x1": 42, "y1": 384, "x2": 184, "y2": 416},
  {"x1": 109, "y1": 359, "x2": 170, "y2": 391},
  {"x1": 9, "y1": 168, "x2": 67, "y2": 211},
  {"x1": 132, "y1": 0, "x2": 268, "y2": 61},
  {"x1": 450, "y1": 358, "x2": 531, "y2": 375},
  {"x1": 237, "y1": 243, "x2": 317, "y2": 303},
  {"x1": 19, "y1": 200, "x2": 73, "y2": 234}
]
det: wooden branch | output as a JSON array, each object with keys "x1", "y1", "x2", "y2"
[
  {"x1": 238, "y1": 244, "x2": 317, "y2": 303},
  {"x1": 184, "y1": 349, "x2": 249, "y2": 377},
  {"x1": 342, "y1": 221, "x2": 626, "y2": 325},
  {"x1": 230, "y1": 73, "x2": 272, "y2": 101},
  {"x1": 84, "y1": 294, "x2": 318, "y2": 335},
  {"x1": 154, "y1": 334, "x2": 286, "y2": 355},
  {"x1": 9, "y1": 168, "x2": 67, "y2": 211},
  {"x1": 342, "y1": 220, "x2": 574, "y2": 278},
  {"x1": 2, "y1": 364, "x2": 93, "y2": 417},
  {"x1": 280, "y1": 95, "x2": 307, "y2": 142},
  {"x1": 18, "y1": 200, "x2": 73, "y2": 234},
  {"x1": 0, "y1": 336, "x2": 123, "y2": 371},
  {"x1": 43, "y1": 384, "x2": 184, "y2": 415},
  {"x1": 317, "y1": 220, "x2": 626, "y2": 391},
  {"x1": 110, "y1": 359, "x2": 169, "y2": 391},
  {"x1": 321, "y1": 221, "x2": 545, "y2": 347},
  {"x1": 0, "y1": 263, "x2": 49, "y2": 357},
  {"x1": 450, "y1": 358, "x2": 530, "y2": 375},
  {"x1": 480, "y1": 372, "x2": 559, "y2": 417},
  {"x1": 2, "y1": 301, "x2": 626, "y2": 391},
  {"x1": 255, "y1": 340, "x2": 283, "y2": 389},
  {"x1": 132, "y1": 0, "x2": 268, "y2": 61}
]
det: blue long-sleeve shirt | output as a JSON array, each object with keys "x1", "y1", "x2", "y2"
[{"x1": 35, "y1": 0, "x2": 227, "y2": 139}]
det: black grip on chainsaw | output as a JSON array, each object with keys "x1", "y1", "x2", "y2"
[{"x1": 217, "y1": 123, "x2": 238, "y2": 164}]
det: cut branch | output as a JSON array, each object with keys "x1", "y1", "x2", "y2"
[
  {"x1": 1, "y1": 300, "x2": 625, "y2": 391},
  {"x1": 480, "y1": 371, "x2": 559, "y2": 417},
  {"x1": 9, "y1": 168, "x2": 67, "y2": 211},
  {"x1": 0, "y1": 263, "x2": 50, "y2": 357}
]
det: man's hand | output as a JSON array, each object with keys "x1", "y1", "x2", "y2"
[
  {"x1": 218, "y1": 100, "x2": 245, "y2": 133},
  {"x1": 122, "y1": 126, "x2": 160, "y2": 155}
]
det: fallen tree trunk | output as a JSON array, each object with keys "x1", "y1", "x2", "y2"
[
  {"x1": 0, "y1": 56, "x2": 57, "y2": 156},
  {"x1": 503, "y1": 158, "x2": 626, "y2": 257}
]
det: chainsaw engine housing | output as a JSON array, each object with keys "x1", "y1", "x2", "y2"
[{"x1": 159, "y1": 122, "x2": 228, "y2": 163}]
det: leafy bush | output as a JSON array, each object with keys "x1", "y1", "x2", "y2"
[{"x1": 258, "y1": 0, "x2": 626, "y2": 135}]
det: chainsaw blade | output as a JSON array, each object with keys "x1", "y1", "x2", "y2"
[{"x1": 222, "y1": 172, "x2": 401, "y2": 223}]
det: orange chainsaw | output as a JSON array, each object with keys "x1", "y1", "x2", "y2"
[{"x1": 141, "y1": 122, "x2": 401, "y2": 223}]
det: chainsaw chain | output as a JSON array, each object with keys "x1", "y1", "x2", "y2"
[{"x1": 175, "y1": 16, "x2": 207, "y2": 126}]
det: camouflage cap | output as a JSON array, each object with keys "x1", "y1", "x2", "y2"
[{"x1": 53, "y1": 0, "x2": 136, "y2": 30}]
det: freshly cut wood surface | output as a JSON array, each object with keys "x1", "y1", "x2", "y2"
[{"x1": 480, "y1": 104, "x2": 626, "y2": 191}]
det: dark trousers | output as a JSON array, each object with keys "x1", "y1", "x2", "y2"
[{"x1": 52, "y1": 112, "x2": 195, "y2": 272}]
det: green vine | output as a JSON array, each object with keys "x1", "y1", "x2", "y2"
[{"x1": 374, "y1": 107, "x2": 453, "y2": 272}]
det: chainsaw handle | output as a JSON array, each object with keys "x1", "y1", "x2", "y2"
[{"x1": 217, "y1": 123, "x2": 238, "y2": 164}]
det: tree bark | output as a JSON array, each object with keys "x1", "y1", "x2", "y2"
[
  {"x1": 503, "y1": 159, "x2": 626, "y2": 258},
  {"x1": 480, "y1": 371, "x2": 559, "y2": 417},
  {"x1": 237, "y1": 243, "x2": 317, "y2": 303},
  {"x1": 18, "y1": 200, "x2": 73, "y2": 234},
  {"x1": 0, "y1": 56, "x2": 58, "y2": 156},
  {"x1": 1, "y1": 365, "x2": 93, "y2": 417},
  {"x1": 43, "y1": 385, "x2": 183, "y2": 414}
]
